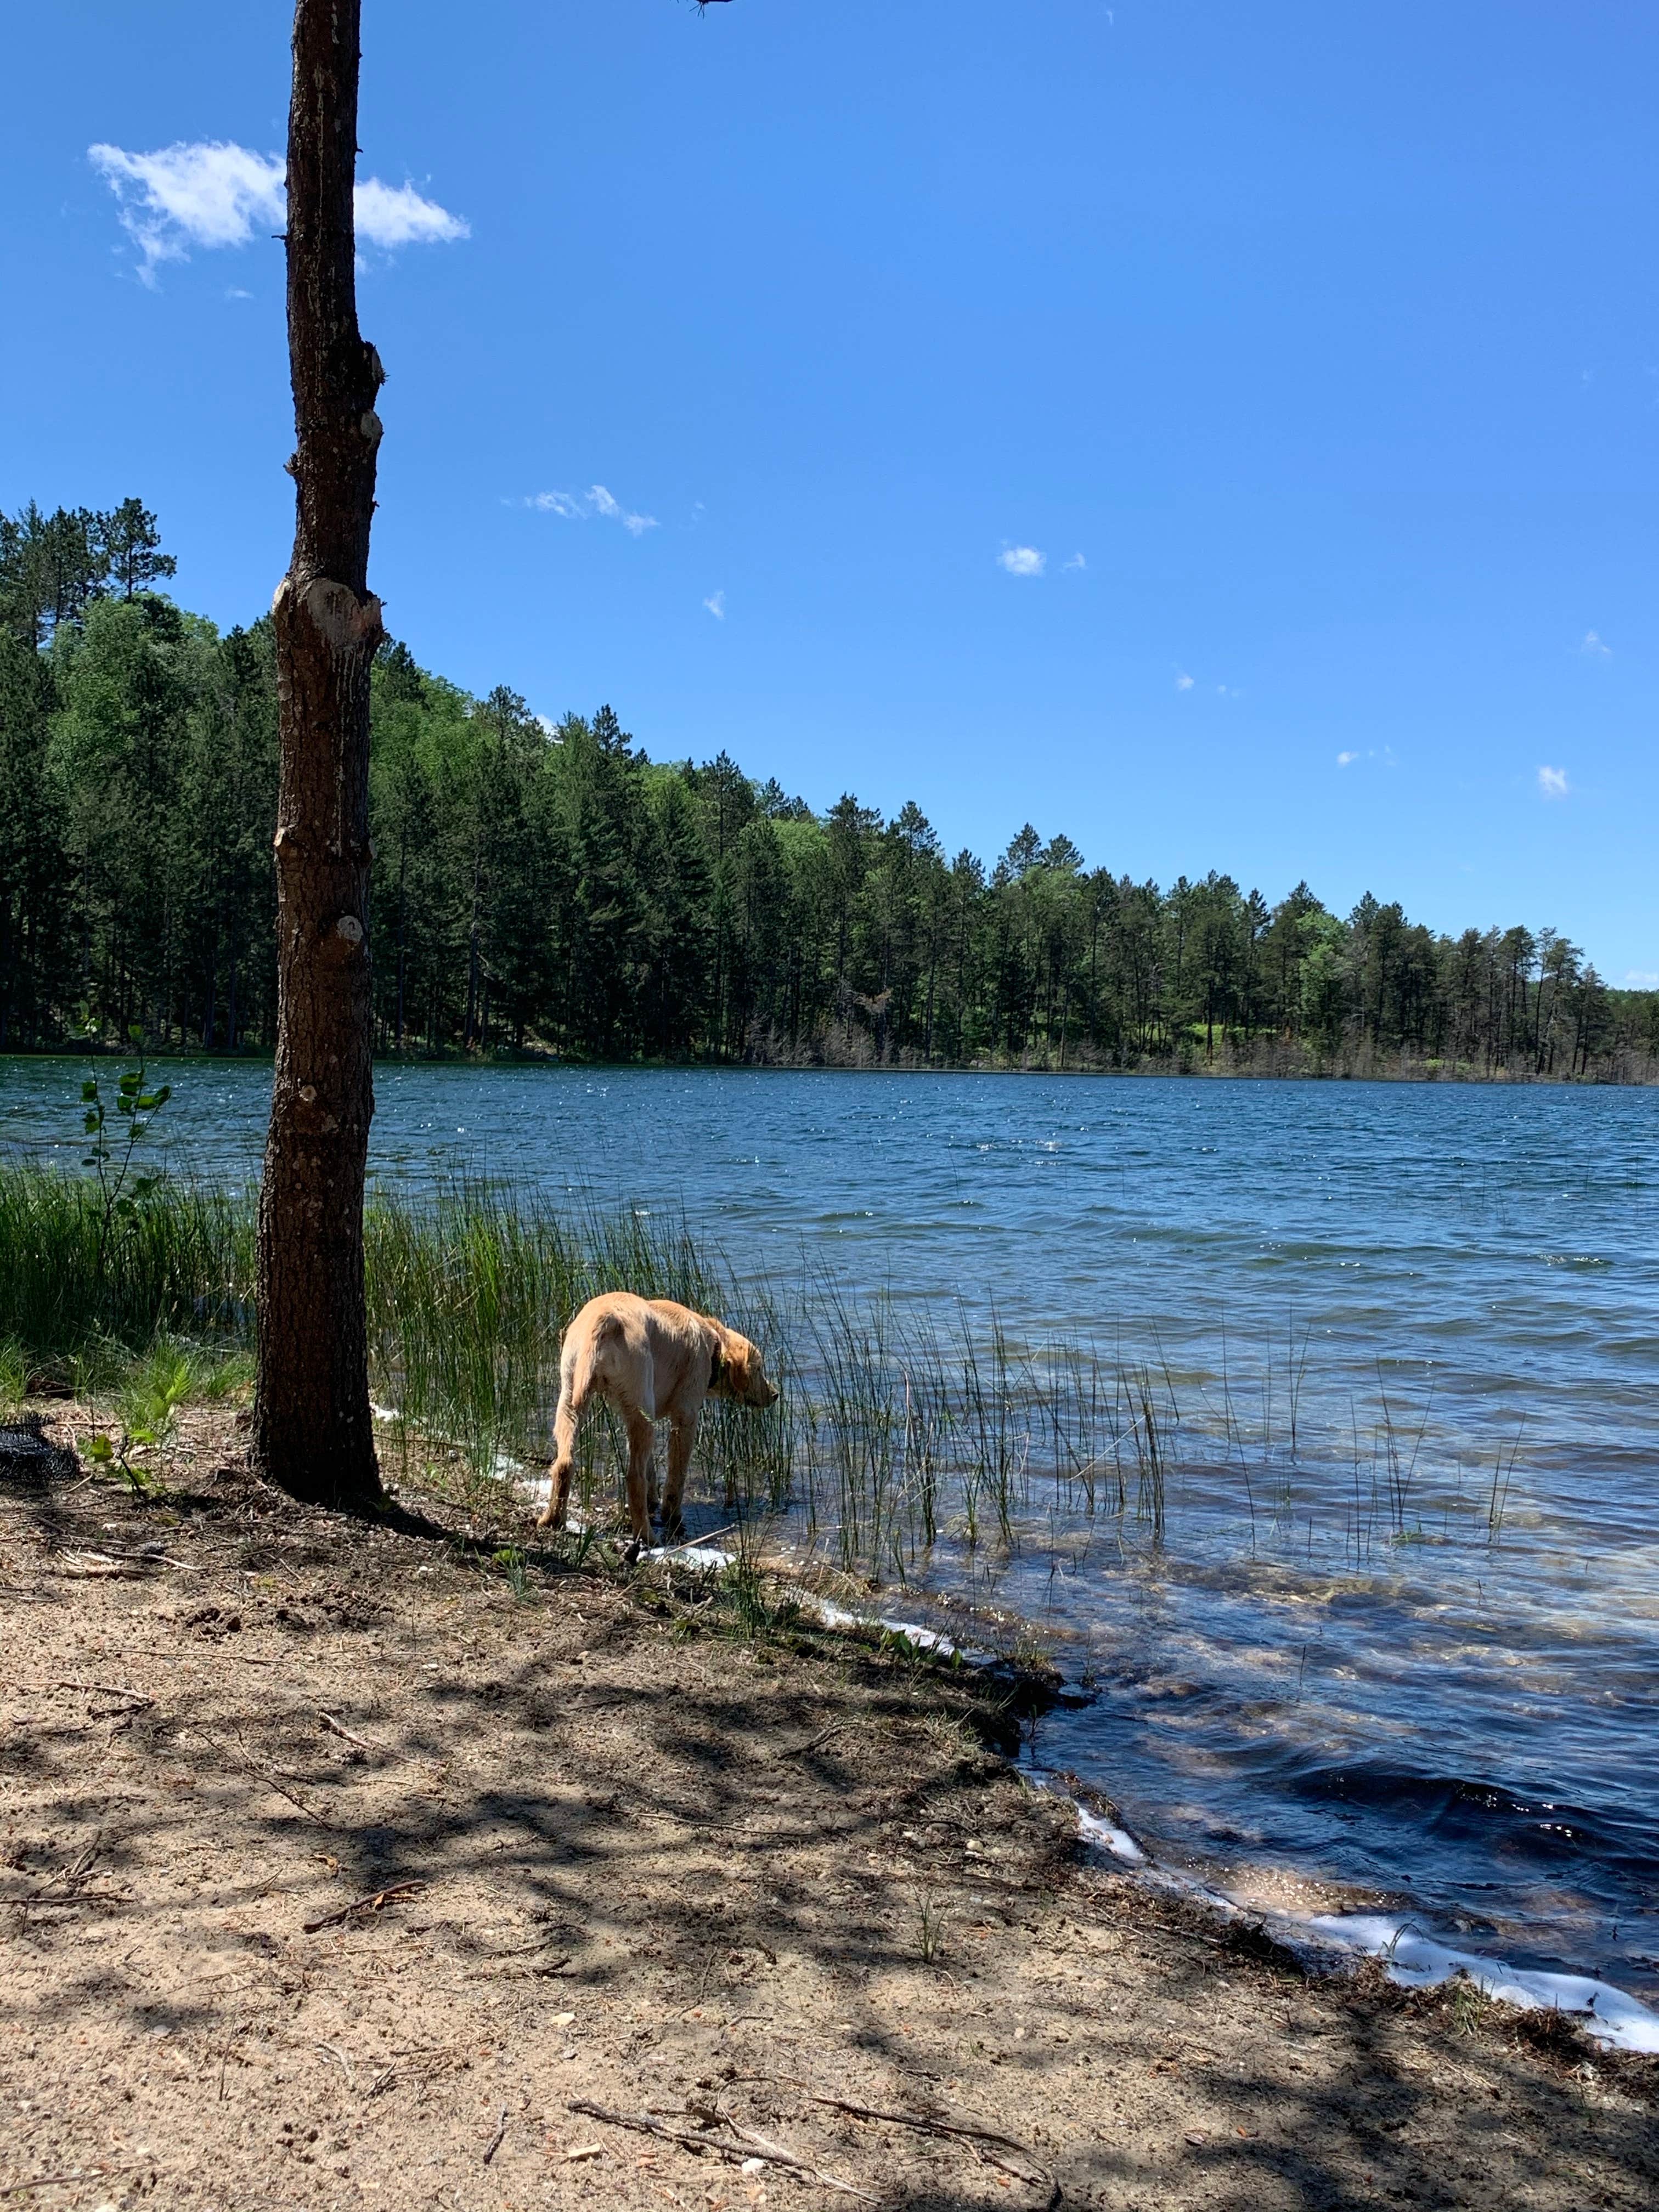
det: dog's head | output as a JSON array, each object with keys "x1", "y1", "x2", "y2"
[{"x1": 709, "y1": 1325, "x2": 779, "y2": 1409}]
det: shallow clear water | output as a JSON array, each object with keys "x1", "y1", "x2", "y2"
[{"x1": 4, "y1": 1058, "x2": 1657, "y2": 1990}]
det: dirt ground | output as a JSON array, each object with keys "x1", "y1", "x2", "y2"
[{"x1": 2, "y1": 1407, "x2": 1655, "y2": 2211}]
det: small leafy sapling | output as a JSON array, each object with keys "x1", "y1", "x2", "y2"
[
  {"x1": 81, "y1": 1026, "x2": 172, "y2": 1281},
  {"x1": 86, "y1": 1346, "x2": 195, "y2": 1497}
]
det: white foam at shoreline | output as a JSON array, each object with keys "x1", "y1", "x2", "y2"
[
  {"x1": 1074, "y1": 1802, "x2": 1148, "y2": 1865},
  {"x1": 638, "y1": 1543, "x2": 984, "y2": 1662},
  {"x1": 1295, "y1": 1914, "x2": 1659, "y2": 2056},
  {"x1": 491, "y1": 1486, "x2": 1659, "y2": 2052},
  {"x1": 1058, "y1": 1791, "x2": 1659, "y2": 2056}
]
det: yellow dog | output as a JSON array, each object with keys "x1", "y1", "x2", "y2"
[{"x1": 537, "y1": 1293, "x2": 778, "y2": 1544}]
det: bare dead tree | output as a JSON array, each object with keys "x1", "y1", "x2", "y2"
[
  {"x1": 253, "y1": 1, "x2": 735, "y2": 1509},
  {"x1": 253, "y1": 0, "x2": 385, "y2": 1508}
]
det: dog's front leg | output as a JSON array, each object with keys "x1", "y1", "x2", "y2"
[{"x1": 662, "y1": 1415, "x2": 697, "y2": 1542}]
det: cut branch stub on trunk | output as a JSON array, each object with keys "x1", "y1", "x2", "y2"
[{"x1": 253, "y1": 0, "x2": 385, "y2": 1510}]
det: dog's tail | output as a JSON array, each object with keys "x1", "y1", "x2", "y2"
[{"x1": 565, "y1": 1307, "x2": 622, "y2": 1413}]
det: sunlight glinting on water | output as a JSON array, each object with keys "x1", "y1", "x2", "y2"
[{"x1": 4, "y1": 1057, "x2": 1656, "y2": 1994}]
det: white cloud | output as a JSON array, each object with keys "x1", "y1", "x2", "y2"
[
  {"x1": 703, "y1": 590, "x2": 725, "y2": 620},
  {"x1": 1336, "y1": 749, "x2": 1360, "y2": 766},
  {"x1": 1537, "y1": 765, "x2": 1570, "y2": 800},
  {"x1": 90, "y1": 140, "x2": 283, "y2": 279},
  {"x1": 88, "y1": 139, "x2": 466, "y2": 285},
  {"x1": 1175, "y1": 672, "x2": 1194, "y2": 692},
  {"x1": 1624, "y1": 969, "x2": 1658, "y2": 988},
  {"x1": 1579, "y1": 629, "x2": 1611, "y2": 657},
  {"x1": 588, "y1": 483, "x2": 657, "y2": 536},
  {"x1": 997, "y1": 545, "x2": 1045, "y2": 577},
  {"x1": 1063, "y1": 552, "x2": 1087, "y2": 572},
  {"x1": 523, "y1": 484, "x2": 656, "y2": 533},
  {"x1": 353, "y1": 177, "x2": 468, "y2": 250}
]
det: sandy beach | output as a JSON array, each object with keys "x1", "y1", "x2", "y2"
[{"x1": 2, "y1": 1409, "x2": 1654, "y2": 2211}]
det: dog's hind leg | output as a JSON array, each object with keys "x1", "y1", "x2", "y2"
[
  {"x1": 537, "y1": 1381, "x2": 582, "y2": 1531},
  {"x1": 661, "y1": 1415, "x2": 697, "y2": 1543},
  {"x1": 623, "y1": 1410, "x2": 657, "y2": 1544}
]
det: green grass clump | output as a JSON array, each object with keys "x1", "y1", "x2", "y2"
[{"x1": 0, "y1": 1162, "x2": 255, "y2": 1363}]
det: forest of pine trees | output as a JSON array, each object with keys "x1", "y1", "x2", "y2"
[{"x1": 2, "y1": 501, "x2": 1655, "y2": 1079}]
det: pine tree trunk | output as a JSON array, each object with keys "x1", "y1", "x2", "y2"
[{"x1": 253, "y1": 0, "x2": 385, "y2": 1509}]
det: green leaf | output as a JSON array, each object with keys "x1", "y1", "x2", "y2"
[
  {"x1": 136, "y1": 1092, "x2": 160, "y2": 1111},
  {"x1": 81, "y1": 1080, "x2": 99, "y2": 1102},
  {"x1": 132, "y1": 1176, "x2": 159, "y2": 1198},
  {"x1": 86, "y1": 1433, "x2": 113, "y2": 1462},
  {"x1": 119, "y1": 1072, "x2": 142, "y2": 1094},
  {"x1": 127, "y1": 1024, "x2": 144, "y2": 1046},
  {"x1": 83, "y1": 1110, "x2": 101, "y2": 1133},
  {"x1": 153, "y1": 1085, "x2": 171, "y2": 1107}
]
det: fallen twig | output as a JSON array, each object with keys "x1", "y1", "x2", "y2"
[
  {"x1": 15, "y1": 1679, "x2": 154, "y2": 1709},
  {"x1": 481, "y1": 2108, "x2": 509, "y2": 2166},
  {"x1": 236, "y1": 1757, "x2": 334, "y2": 1830},
  {"x1": 317, "y1": 1709, "x2": 381, "y2": 1753},
  {"x1": 0, "y1": 2166, "x2": 147, "y2": 2198},
  {"x1": 316, "y1": 2042, "x2": 356, "y2": 2090},
  {"x1": 302, "y1": 1880, "x2": 425, "y2": 1934},
  {"x1": 64, "y1": 1679, "x2": 154, "y2": 1708},
  {"x1": 808, "y1": 2095, "x2": 1058, "y2": 2203},
  {"x1": 774, "y1": 1718, "x2": 858, "y2": 1760},
  {"x1": 567, "y1": 2100, "x2": 877, "y2": 2203},
  {"x1": 22, "y1": 1838, "x2": 101, "y2": 1903}
]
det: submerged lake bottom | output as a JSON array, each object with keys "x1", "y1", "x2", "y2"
[{"x1": 4, "y1": 1057, "x2": 1657, "y2": 2010}]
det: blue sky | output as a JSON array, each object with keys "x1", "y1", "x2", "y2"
[{"x1": 4, "y1": 2, "x2": 1656, "y2": 978}]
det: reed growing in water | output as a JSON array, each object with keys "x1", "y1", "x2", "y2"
[{"x1": 0, "y1": 1161, "x2": 1520, "y2": 1582}]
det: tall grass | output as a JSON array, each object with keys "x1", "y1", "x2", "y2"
[
  {"x1": 364, "y1": 1184, "x2": 716, "y2": 1497},
  {"x1": 0, "y1": 1161, "x2": 255, "y2": 1362},
  {"x1": 1, "y1": 1160, "x2": 1526, "y2": 1583}
]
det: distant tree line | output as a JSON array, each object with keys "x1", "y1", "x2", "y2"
[{"x1": 2, "y1": 499, "x2": 1655, "y2": 1079}]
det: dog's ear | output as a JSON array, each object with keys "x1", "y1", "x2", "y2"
[{"x1": 708, "y1": 1333, "x2": 726, "y2": 1393}]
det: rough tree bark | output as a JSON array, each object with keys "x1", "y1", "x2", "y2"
[{"x1": 253, "y1": 0, "x2": 385, "y2": 1509}]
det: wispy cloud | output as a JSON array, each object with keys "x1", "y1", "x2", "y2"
[
  {"x1": 1625, "y1": 969, "x2": 1658, "y2": 988},
  {"x1": 703, "y1": 590, "x2": 725, "y2": 620},
  {"x1": 521, "y1": 484, "x2": 657, "y2": 534},
  {"x1": 1174, "y1": 672, "x2": 1194, "y2": 692},
  {"x1": 1336, "y1": 749, "x2": 1361, "y2": 766},
  {"x1": 1063, "y1": 552, "x2": 1087, "y2": 572},
  {"x1": 997, "y1": 545, "x2": 1045, "y2": 577},
  {"x1": 1578, "y1": 629, "x2": 1611, "y2": 658},
  {"x1": 88, "y1": 139, "x2": 467, "y2": 285},
  {"x1": 1337, "y1": 746, "x2": 1398, "y2": 769},
  {"x1": 1537, "y1": 764, "x2": 1570, "y2": 800},
  {"x1": 589, "y1": 484, "x2": 658, "y2": 536},
  {"x1": 352, "y1": 176, "x2": 468, "y2": 250}
]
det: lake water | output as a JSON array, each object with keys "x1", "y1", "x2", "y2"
[{"x1": 4, "y1": 1057, "x2": 1657, "y2": 1996}]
